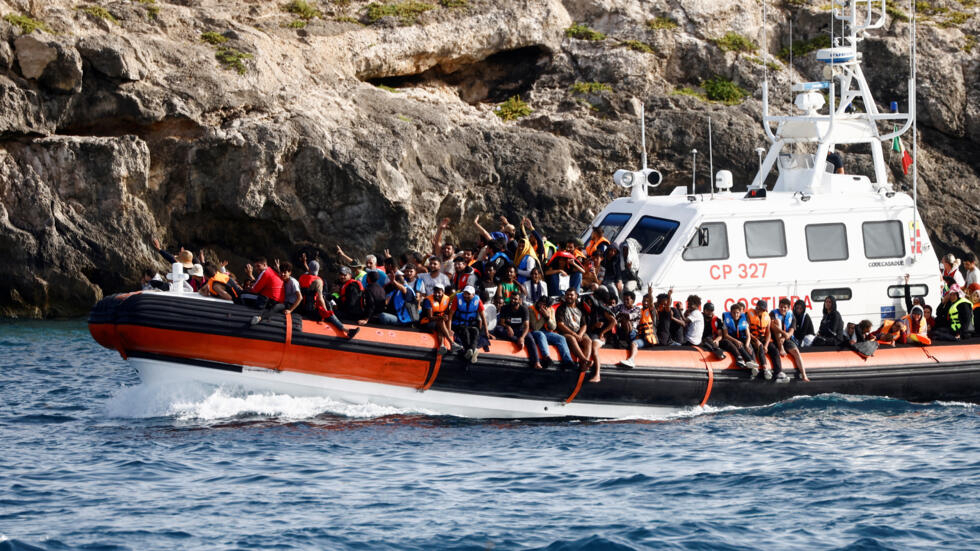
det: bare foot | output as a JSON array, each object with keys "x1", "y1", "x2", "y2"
[
  {"x1": 802, "y1": 376, "x2": 811, "y2": 382},
  {"x1": 588, "y1": 376, "x2": 601, "y2": 383},
  {"x1": 533, "y1": 363, "x2": 542, "y2": 370}
]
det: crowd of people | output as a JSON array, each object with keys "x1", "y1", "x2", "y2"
[{"x1": 140, "y1": 217, "x2": 980, "y2": 384}]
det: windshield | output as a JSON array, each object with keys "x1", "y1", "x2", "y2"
[
  {"x1": 583, "y1": 212, "x2": 632, "y2": 243},
  {"x1": 626, "y1": 216, "x2": 680, "y2": 254},
  {"x1": 777, "y1": 153, "x2": 815, "y2": 170}
]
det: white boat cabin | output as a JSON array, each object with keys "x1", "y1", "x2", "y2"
[{"x1": 585, "y1": 0, "x2": 939, "y2": 327}]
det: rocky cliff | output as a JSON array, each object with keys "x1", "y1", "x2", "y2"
[{"x1": 0, "y1": 0, "x2": 977, "y2": 317}]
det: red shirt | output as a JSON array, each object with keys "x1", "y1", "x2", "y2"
[{"x1": 251, "y1": 268, "x2": 284, "y2": 303}]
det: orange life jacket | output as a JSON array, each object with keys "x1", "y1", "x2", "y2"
[
  {"x1": 637, "y1": 308, "x2": 657, "y2": 345},
  {"x1": 900, "y1": 314, "x2": 928, "y2": 340},
  {"x1": 746, "y1": 310, "x2": 770, "y2": 339},
  {"x1": 420, "y1": 294, "x2": 450, "y2": 325},
  {"x1": 206, "y1": 272, "x2": 238, "y2": 300},
  {"x1": 585, "y1": 236, "x2": 610, "y2": 257}
]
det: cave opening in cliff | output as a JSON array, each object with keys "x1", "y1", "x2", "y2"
[{"x1": 366, "y1": 45, "x2": 551, "y2": 105}]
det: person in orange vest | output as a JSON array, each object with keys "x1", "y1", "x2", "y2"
[
  {"x1": 200, "y1": 263, "x2": 243, "y2": 302},
  {"x1": 873, "y1": 319, "x2": 907, "y2": 347},
  {"x1": 420, "y1": 284, "x2": 457, "y2": 355},
  {"x1": 613, "y1": 287, "x2": 655, "y2": 368},
  {"x1": 584, "y1": 226, "x2": 611, "y2": 258},
  {"x1": 747, "y1": 300, "x2": 787, "y2": 381},
  {"x1": 899, "y1": 305, "x2": 931, "y2": 345}
]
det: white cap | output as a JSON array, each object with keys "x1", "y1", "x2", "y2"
[{"x1": 463, "y1": 285, "x2": 476, "y2": 295}]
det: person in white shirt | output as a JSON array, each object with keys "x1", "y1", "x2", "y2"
[
  {"x1": 683, "y1": 296, "x2": 705, "y2": 346},
  {"x1": 418, "y1": 257, "x2": 451, "y2": 295},
  {"x1": 963, "y1": 252, "x2": 980, "y2": 288}
]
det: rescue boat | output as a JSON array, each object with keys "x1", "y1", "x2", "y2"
[
  {"x1": 88, "y1": 0, "x2": 980, "y2": 418},
  {"x1": 88, "y1": 290, "x2": 980, "y2": 418}
]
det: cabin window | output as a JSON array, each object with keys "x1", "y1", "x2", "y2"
[
  {"x1": 626, "y1": 216, "x2": 680, "y2": 254},
  {"x1": 887, "y1": 284, "x2": 928, "y2": 299},
  {"x1": 862, "y1": 221, "x2": 905, "y2": 259},
  {"x1": 812, "y1": 288, "x2": 852, "y2": 301},
  {"x1": 683, "y1": 222, "x2": 729, "y2": 261},
  {"x1": 587, "y1": 213, "x2": 632, "y2": 243},
  {"x1": 805, "y1": 223, "x2": 849, "y2": 262},
  {"x1": 744, "y1": 220, "x2": 786, "y2": 258}
]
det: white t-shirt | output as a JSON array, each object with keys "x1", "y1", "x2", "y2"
[
  {"x1": 684, "y1": 309, "x2": 704, "y2": 345},
  {"x1": 419, "y1": 271, "x2": 451, "y2": 295},
  {"x1": 966, "y1": 266, "x2": 980, "y2": 287}
]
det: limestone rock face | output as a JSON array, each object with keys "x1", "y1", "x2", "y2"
[
  {"x1": 0, "y1": 0, "x2": 977, "y2": 317},
  {"x1": 13, "y1": 33, "x2": 82, "y2": 92}
]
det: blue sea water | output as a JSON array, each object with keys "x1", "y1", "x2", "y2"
[{"x1": 1, "y1": 320, "x2": 978, "y2": 551}]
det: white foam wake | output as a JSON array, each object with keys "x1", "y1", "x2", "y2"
[
  {"x1": 610, "y1": 403, "x2": 743, "y2": 422},
  {"x1": 103, "y1": 382, "x2": 416, "y2": 421}
]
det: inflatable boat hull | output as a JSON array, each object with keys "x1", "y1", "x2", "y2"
[{"x1": 89, "y1": 293, "x2": 980, "y2": 418}]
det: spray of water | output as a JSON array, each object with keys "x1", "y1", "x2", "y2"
[{"x1": 103, "y1": 382, "x2": 419, "y2": 421}]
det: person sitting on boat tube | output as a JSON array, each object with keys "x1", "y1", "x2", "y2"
[
  {"x1": 720, "y1": 302, "x2": 760, "y2": 374},
  {"x1": 872, "y1": 319, "x2": 907, "y2": 347},
  {"x1": 747, "y1": 300, "x2": 787, "y2": 382},
  {"x1": 770, "y1": 298, "x2": 810, "y2": 382},
  {"x1": 680, "y1": 295, "x2": 725, "y2": 361},
  {"x1": 812, "y1": 296, "x2": 846, "y2": 347},
  {"x1": 449, "y1": 285, "x2": 490, "y2": 363},
  {"x1": 493, "y1": 293, "x2": 540, "y2": 369},
  {"x1": 582, "y1": 287, "x2": 617, "y2": 383},
  {"x1": 653, "y1": 290, "x2": 675, "y2": 346},
  {"x1": 932, "y1": 286, "x2": 975, "y2": 341},
  {"x1": 420, "y1": 284, "x2": 456, "y2": 355},
  {"x1": 336, "y1": 266, "x2": 369, "y2": 324},
  {"x1": 613, "y1": 289, "x2": 651, "y2": 369},
  {"x1": 556, "y1": 288, "x2": 595, "y2": 376},
  {"x1": 200, "y1": 263, "x2": 242, "y2": 303},
  {"x1": 379, "y1": 271, "x2": 418, "y2": 327},
  {"x1": 791, "y1": 299, "x2": 816, "y2": 348},
  {"x1": 898, "y1": 305, "x2": 930, "y2": 346},
  {"x1": 701, "y1": 302, "x2": 723, "y2": 348},
  {"x1": 529, "y1": 296, "x2": 577, "y2": 369},
  {"x1": 242, "y1": 257, "x2": 285, "y2": 325}
]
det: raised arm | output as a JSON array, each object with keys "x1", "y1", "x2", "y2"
[
  {"x1": 431, "y1": 218, "x2": 450, "y2": 257},
  {"x1": 473, "y1": 215, "x2": 493, "y2": 242},
  {"x1": 335, "y1": 245, "x2": 354, "y2": 265}
]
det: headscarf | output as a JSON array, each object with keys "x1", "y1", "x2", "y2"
[{"x1": 515, "y1": 238, "x2": 539, "y2": 268}]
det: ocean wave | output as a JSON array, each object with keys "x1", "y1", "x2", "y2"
[{"x1": 102, "y1": 382, "x2": 423, "y2": 422}]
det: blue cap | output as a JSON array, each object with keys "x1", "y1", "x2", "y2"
[{"x1": 890, "y1": 101, "x2": 899, "y2": 113}]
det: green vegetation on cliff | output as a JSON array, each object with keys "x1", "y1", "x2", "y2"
[
  {"x1": 715, "y1": 32, "x2": 757, "y2": 53},
  {"x1": 495, "y1": 96, "x2": 532, "y2": 121},
  {"x1": 3, "y1": 13, "x2": 52, "y2": 34},
  {"x1": 565, "y1": 24, "x2": 605, "y2": 41},
  {"x1": 365, "y1": 1, "x2": 435, "y2": 25}
]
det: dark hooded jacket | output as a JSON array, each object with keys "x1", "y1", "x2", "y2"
[
  {"x1": 814, "y1": 296, "x2": 845, "y2": 346},
  {"x1": 791, "y1": 299, "x2": 815, "y2": 343}
]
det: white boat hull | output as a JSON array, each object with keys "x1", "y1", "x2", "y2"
[{"x1": 132, "y1": 357, "x2": 687, "y2": 420}]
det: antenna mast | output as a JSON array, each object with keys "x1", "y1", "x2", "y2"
[
  {"x1": 640, "y1": 103, "x2": 648, "y2": 170},
  {"x1": 708, "y1": 117, "x2": 714, "y2": 199},
  {"x1": 911, "y1": 0, "x2": 919, "y2": 263}
]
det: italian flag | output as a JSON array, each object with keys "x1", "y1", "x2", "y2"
[{"x1": 892, "y1": 132, "x2": 914, "y2": 175}]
